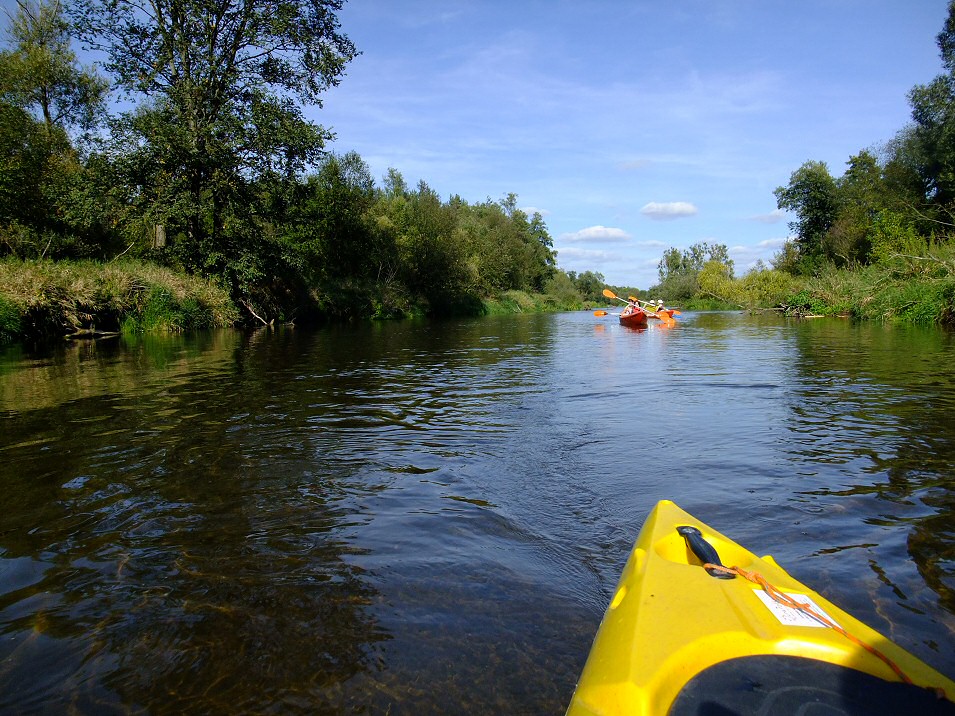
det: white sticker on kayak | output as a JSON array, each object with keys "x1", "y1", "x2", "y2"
[{"x1": 753, "y1": 590, "x2": 837, "y2": 628}]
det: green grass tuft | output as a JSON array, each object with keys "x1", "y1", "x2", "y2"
[{"x1": 0, "y1": 258, "x2": 239, "y2": 340}]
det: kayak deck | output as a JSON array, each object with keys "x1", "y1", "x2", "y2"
[{"x1": 567, "y1": 500, "x2": 955, "y2": 715}]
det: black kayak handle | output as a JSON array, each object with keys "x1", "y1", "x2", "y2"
[{"x1": 677, "y1": 525, "x2": 736, "y2": 579}]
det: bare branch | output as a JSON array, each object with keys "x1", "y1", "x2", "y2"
[
  {"x1": 903, "y1": 200, "x2": 955, "y2": 228},
  {"x1": 240, "y1": 299, "x2": 269, "y2": 325}
]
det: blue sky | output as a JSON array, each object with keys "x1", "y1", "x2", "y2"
[{"x1": 314, "y1": 1, "x2": 950, "y2": 289}]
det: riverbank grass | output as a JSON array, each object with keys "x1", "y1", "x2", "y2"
[
  {"x1": 482, "y1": 289, "x2": 583, "y2": 315},
  {"x1": 786, "y1": 246, "x2": 955, "y2": 324},
  {"x1": 0, "y1": 258, "x2": 239, "y2": 342}
]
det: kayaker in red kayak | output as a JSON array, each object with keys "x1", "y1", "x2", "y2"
[{"x1": 619, "y1": 300, "x2": 648, "y2": 327}]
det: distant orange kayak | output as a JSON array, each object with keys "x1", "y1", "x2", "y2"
[{"x1": 619, "y1": 305, "x2": 648, "y2": 328}]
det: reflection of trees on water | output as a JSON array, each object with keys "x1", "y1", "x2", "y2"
[
  {"x1": 0, "y1": 329, "x2": 390, "y2": 713},
  {"x1": 908, "y1": 497, "x2": 955, "y2": 616},
  {"x1": 787, "y1": 320, "x2": 955, "y2": 613},
  {"x1": 0, "y1": 316, "x2": 562, "y2": 712}
]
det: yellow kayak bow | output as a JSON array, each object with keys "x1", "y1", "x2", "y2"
[{"x1": 567, "y1": 500, "x2": 955, "y2": 715}]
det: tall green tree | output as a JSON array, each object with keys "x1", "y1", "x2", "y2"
[
  {"x1": 0, "y1": 102, "x2": 48, "y2": 250},
  {"x1": 452, "y1": 194, "x2": 555, "y2": 296},
  {"x1": 657, "y1": 242, "x2": 732, "y2": 282},
  {"x1": 288, "y1": 151, "x2": 380, "y2": 286},
  {"x1": 823, "y1": 151, "x2": 885, "y2": 265},
  {"x1": 907, "y1": 0, "x2": 955, "y2": 206},
  {"x1": 0, "y1": 0, "x2": 107, "y2": 133},
  {"x1": 71, "y1": 0, "x2": 358, "y2": 285},
  {"x1": 655, "y1": 241, "x2": 733, "y2": 302},
  {"x1": 568, "y1": 270, "x2": 605, "y2": 303},
  {"x1": 908, "y1": 78, "x2": 955, "y2": 206},
  {"x1": 881, "y1": 127, "x2": 932, "y2": 213},
  {"x1": 774, "y1": 160, "x2": 839, "y2": 273},
  {"x1": 0, "y1": 0, "x2": 108, "y2": 257},
  {"x1": 397, "y1": 180, "x2": 473, "y2": 314}
]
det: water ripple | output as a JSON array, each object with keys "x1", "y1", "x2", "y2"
[{"x1": 2, "y1": 314, "x2": 955, "y2": 712}]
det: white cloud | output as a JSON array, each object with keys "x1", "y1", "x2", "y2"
[
  {"x1": 748, "y1": 209, "x2": 786, "y2": 223},
  {"x1": 640, "y1": 202, "x2": 698, "y2": 220},
  {"x1": 553, "y1": 246, "x2": 622, "y2": 274},
  {"x1": 617, "y1": 159, "x2": 652, "y2": 171},
  {"x1": 559, "y1": 225, "x2": 631, "y2": 242},
  {"x1": 520, "y1": 206, "x2": 550, "y2": 216},
  {"x1": 728, "y1": 237, "x2": 790, "y2": 272},
  {"x1": 554, "y1": 246, "x2": 617, "y2": 260}
]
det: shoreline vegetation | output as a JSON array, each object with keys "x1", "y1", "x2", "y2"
[
  {"x1": 0, "y1": 258, "x2": 240, "y2": 342},
  {"x1": 0, "y1": 257, "x2": 605, "y2": 345},
  {"x1": 4, "y1": 2, "x2": 955, "y2": 346},
  {"x1": 0, "y1": 258, "x2": 572, "y2": 344},
  {"x1": 5, "y1": 246, "x2": 954, "y2": 348}
]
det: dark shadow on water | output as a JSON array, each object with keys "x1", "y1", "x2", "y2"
[{"x1": 4, "y1": 314, "x2": 955, "y2": 712}]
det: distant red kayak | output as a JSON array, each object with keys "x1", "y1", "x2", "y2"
[{"x1": 619, "y1": 305, "x2": 648, "y2": 328}]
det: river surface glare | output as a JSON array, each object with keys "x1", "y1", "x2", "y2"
[{"x1": 1, "y1": 310, "x2": 954, "y2": 714}]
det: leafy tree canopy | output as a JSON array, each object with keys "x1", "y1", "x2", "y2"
[
  {"x1": 70, "y1": 0, "x2": 359, "y2": 277},
  {"x1": 774, "y1": 160, "x2": 839, "y2": 266},
  {"x1": 0, "y1": 0, "x2": 107, "y2": 134}
]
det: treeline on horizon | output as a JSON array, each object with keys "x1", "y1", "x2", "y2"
[
  {"x1": 661, "y1": 1, "x2": 955, "y2": 325},
  {"x1": 4, "y1": 0, "x2": 955, "y2": 343},
  {"x1": 0, "y1": 0, "x2": 591, "y2": 343}
]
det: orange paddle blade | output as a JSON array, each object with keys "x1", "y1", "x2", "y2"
[
  {"x1": 602, "y1": 288, "x2": 618, "y2": 300},
  {"x1": 593, "y1": 310, "x2": 608, "y2": 316},
  {"x1": 656, "y1": 311, "x2": 675, "y2": 326}
]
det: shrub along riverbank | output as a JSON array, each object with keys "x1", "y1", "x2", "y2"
[
  {"x1": 0, "y1": 259, "x2": 240, "y2": 343},
  {"x1": 4, "y1": 254, "x2": 954, "y2": 347},
  {"x1": 785, "y1": 261, "x2": 955, "y2": 324},
  {"x1": 695, "y1": 240, "x2": 955, "y2": 325},
  {"x1": 0, "y1": 258, "x2": 594, "y2": 345}
]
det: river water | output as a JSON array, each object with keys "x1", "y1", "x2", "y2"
[{"x1": 1, "y1": 310, "x2": 954, "y2": 714}]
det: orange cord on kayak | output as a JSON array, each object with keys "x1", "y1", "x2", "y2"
[{"x1": 703, "y1": 562, "x2": 919, "y2": 688}]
